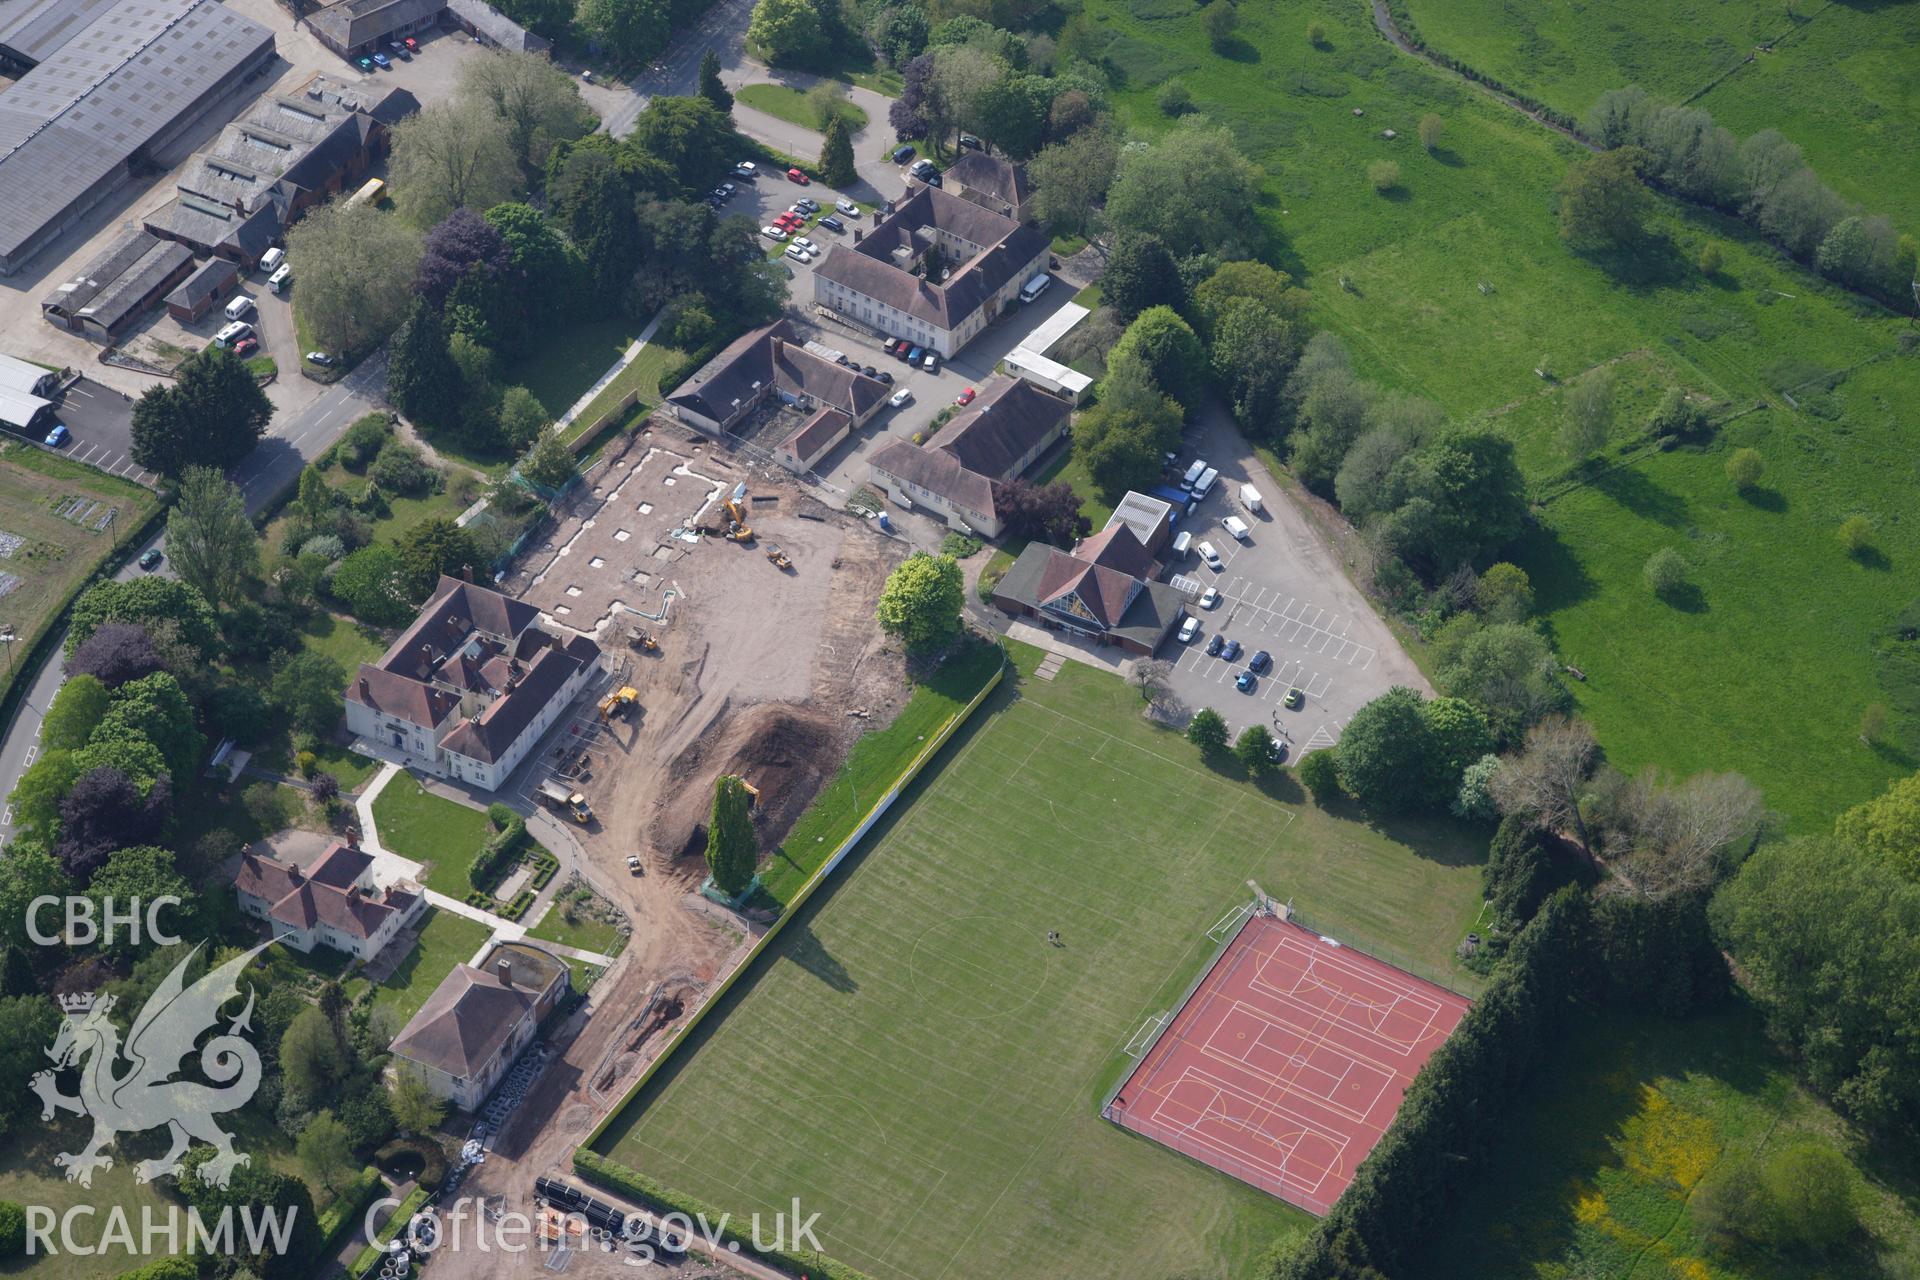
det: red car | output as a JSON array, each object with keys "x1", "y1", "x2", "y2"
[
  {"x1": 775, "y1": 211, "x2": 803, "y2": 228},
  {"x1": 402, "y1": 36, "x2": 418, "y2": 51},
  {"x1": 955, "y1": 387, "x2": 977, "y2": 406},
  {"x1": 786, "y1": 167, "x2": 809, "y2": 184},
  {"x1": 232, "y1": 337, "x2": 260, "y2": 357}
]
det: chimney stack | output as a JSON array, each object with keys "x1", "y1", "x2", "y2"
[
  {"x1": 496, "y1": 957, "x2": 512, "y2": 985},
  {"x1": 770, "y1": 335, "x2": 785, "y2": 362},
  {"x1": 358, "y1": 676, "x2": 370, "y2": 698}
]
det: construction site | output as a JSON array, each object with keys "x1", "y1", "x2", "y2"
[{"x1": 451, "y1": 421, "x2": 910, "y2": 1272}]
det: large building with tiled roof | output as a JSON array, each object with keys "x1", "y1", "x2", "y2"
[
  {"x1": 665, "y1": 318, "x2": 888, "y2": 439},
  {"x1": 990, "y1": 522, "x2": 1186, "y2": 655},
  {"x1": 811, "y1": 183, "x2": 1050, "y2": 358},
  {"x1": 233, "y1": 841, "x2": 424, "y2": 959},
  {"x1": 388, "y1": 940, "x2": 568, "y2": 1110},
  {"x1": 344, "y1": 574, "x2": 603, "y2": 791},
  {"x1": 867, "y1": 376, "x2": 1070, "y2": 537}
]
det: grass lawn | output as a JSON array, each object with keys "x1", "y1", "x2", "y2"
[
  {"x1": 1075, "y1": 0, "x2": 1920, "y2": 829},
  {"x1": 735, "y1": 82, "x2": 870, "y2": 133},
  {"x1": 0, "y1": 444, "x2": 162, "y2": 708},
  {"x1": 568, "y1": 339, "x2": 685, "y2": 439},
  {"x1": 1392, "y1": 0, "x2": 1920, "y2": 228},
  {"x1": 263, "y1": 456, "x2": 474, "y2": 553},
  {"x1": 526, "y1": 884, "x2": 628, "y2": 957},
  {"x1": 371, "y1": 779, "x2": 496, "y2": 895},
  {"x1": 1032, "y1": 444, "x2": 1115, "y2": 533},
  {"x1": 595, "y1": 644, "x2": 1487, "y2": 1279},
  {"x1": 347, "y1": 905, "x2": 494, "y2": 1020},
  {"x1": 1423, "y1": 1003, "x2": 1920, "y2": 1277},
  {"x1": 498, "y1": 314, "x2": 647, "y2": 420}
]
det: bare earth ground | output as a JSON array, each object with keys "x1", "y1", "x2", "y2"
[{"x1": 440, "y1": 425, "x2": 904, "y2": 1278}]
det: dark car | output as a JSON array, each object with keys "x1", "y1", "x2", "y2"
[
  {"x1": 875, "y1": 369, "x2": 894, "y2": 384},
  {"x1": 1221, "y1": 639, "x2": 1242, "y2": 663},
  {"x1": 1249, "y1": 650, "x2": 1272, "y2": 674},
  {"x1": 863, "y1": 365, "x2": 878, "y2": 377},
  {"x1": 138, "y1": 548, "x2": 164, "y2": 572},
  {"x1": 1236, "y1": 671, "x2": 1256, "y2": 693},
  {"x1": 891, "y1": 144, "x2": 916, "y2": 164},
  {"x1": 1205, "y1": 633, "x2": 1224, "y2": 657},
  {"x1": 959, "y1": 133, "x2": 983, "y2": 151},
  {"x1": 389, "y1": 40, "x2": 410, "y2": 59},
  {"x1": 818, "y1": 215, "x2": 844, "y2": 233}
]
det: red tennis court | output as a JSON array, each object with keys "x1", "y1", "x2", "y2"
[{"x1": 1107, "y1": 911, "x2": 1471, "y2": 1216}]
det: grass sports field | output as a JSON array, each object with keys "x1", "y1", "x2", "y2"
[
  {"x1": 595, "y1": 644, "x2": 1486, "y2": 1280},
  {"x1": 1076, "y1": 0, "x2": 1920, "y2": 828},
  {"x1": 1391, "y1": 0, "x2": 1920, "y2": 227}
]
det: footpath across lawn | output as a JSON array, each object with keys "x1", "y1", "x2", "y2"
[
  {"x1": 597, "y1": 644, "x2": 1485, "y2": 1279},
  {"x1": 372, "y1": 778, "x2": 495, "y2": 895}
]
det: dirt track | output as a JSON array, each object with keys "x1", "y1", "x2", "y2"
[{"x1": 442, "y1": 426, "x2": 907, "y2": 1278}]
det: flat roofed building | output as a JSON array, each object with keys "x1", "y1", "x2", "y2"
[{"x1": 0, "y1": 0, "x2": 276, "y2": 276}]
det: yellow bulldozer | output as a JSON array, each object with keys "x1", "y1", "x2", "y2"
[
  {"x1": 597, "y1": 685, "x2": 639, "y2": 721},
  {"x1": 765, "y1": 543, "x2": 792, "y2": 570}
]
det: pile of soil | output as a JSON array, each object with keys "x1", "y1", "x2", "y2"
[{"x1": 650, "y1": 701, "x2": 845, "y2": 863}]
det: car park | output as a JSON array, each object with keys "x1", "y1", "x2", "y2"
[
  {"x1": 835, "y1": 199, "x2": 860, "y2": 217},
  {"x1": 389, "y1": 40, "x2": 410, "y2": 59},
  {"x1": 955, "y1": 387, "x2": 976, "y2": 406},
  {"x1": 1221, "y1": 639, "x2": 1242, "y2": 662},
  {"x1": 138, "y1": 548, "x2": 163, "y2": 571},
  {"x1": 888, "y1": 387, "x2": 912, "y2": 407},
  {"x1": 1179, "y1": 616, "x2": 1200, "y2": 644},
  {"x1": 43, "y1": 423, "x2": 69, "y2": 447},
  {"x1": 1236, "y1": 671, "x2": 1256, "y2": 693},
  {"x1": 1284, "y1": 687, "x2": 1305, "y2": 710},
  {"x1": 1205, "y1": 633, "x2": 1225, "y2": 657},
  {"x1": 1249, "y1": 650, "x2": 1272, "y2": 675},
  {"x1": 306, "y1": 351, "x2": 333, "y2": 366},
  {"x1": 1198, "y1": 540, "x2": 1222, "y2": 570},
  {"x1": 1200, "y1": 587, "x2": 1220, "y2": 609},
  {"x1": 786, "y1": 167, "x2": 809, "y2": 184},
  {"x1": 371, "y1": 51, "x2": 391, "y2": 68},
  {"x1": 818, "y1": 215, "x2": 845, "y2": 233}
]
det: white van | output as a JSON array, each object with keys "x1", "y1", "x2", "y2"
[
  {"x1": 1181, "y1": 459, "x2": 1207, "y2": 490},
  {"x1": 1239, "y1": 483, "x2": 1264, "y2": 514},
  {"x1": 1222, "y1": 515, "x2": 1251, "y2": 541},
  {"x1": 1018, "y1": 273, "x2": 1051, "y2": 304},
  {"x1": 224, "y1": 295, "x2": 254, "y2": 321},
  {"x1": 1171, "y1": 530, "x2": 1192, "y2": 557},
  {"x1": 213, "y1": 320, "x2": 253, "y2": 349},
  {"x1": 258, "y1": 247, "x2": 285, "y2": 273},
  {"x1": 1192, "y1": 467, "x2": 1220, "y2": 501},
  {"x1": 1198, "y1": 540, "x2": 1223, "y2": 570},
  {"x1": 268, "y1": 263, "x2": 292, "y2": 293}
]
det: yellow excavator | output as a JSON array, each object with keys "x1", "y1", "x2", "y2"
[
  {"x1": 597, "y1": 685, "x2": 639, "y2": 720},
  {"x1": 722, "y1": 496, "x2": 754, "y2": 544}
]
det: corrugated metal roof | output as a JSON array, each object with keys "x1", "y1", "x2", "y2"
[
  {"x1": 0, "y1": 0, "x2": 274, "y2": 269},
  {"x1": 0, "y1": 0, "x2": 120, "y2": 66},
  {"x1": 0, "y1": 351, "x2": 57, "y2": 396}
]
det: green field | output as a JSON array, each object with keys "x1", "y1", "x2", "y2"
[
  {"x1": 1392, "y1": 0, "x2": 1920, "y2": 227},
  {"x1": 1076, "y1": 0, "x2": 1920, "y2": 828},
  {"x1": 595, "y1": 645, "x2": 1487, "y2": 1279},
  {"x1": 1425, "y1": 1004, "x2": 1920, "y2": 1277},
  {"x1": 735, "y1": 82, "x2": 870, "y2": 132},
  {"x1": 346, "y1": 904, "x2": 493, "y2": 1020},
  {"x1": 371, "y1": 778, "x2": 495, "y2": 895}
]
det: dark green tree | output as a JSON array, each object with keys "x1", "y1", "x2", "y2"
[
  {"x1": 875, "y1": 553, "x2": 965, "y2": 652},
  {"x1": 387, "y1": 297, "x2": 463, "y2": 432},
  {"x1": 1557, "y1": 146, "x2": 1652, "y2": 250},
  {"x1": 698, "y1": 48, "x2": 733, "y2": 114},
  {"x1": 1186, "y1": 708, "x2": 1229, "y2": 755},
  {"x1": 1236, "y1": 725, "x2": 1280, "y2": 778},
  {"x1": 1107, "y1": 306, "x2": 1206, "y2": 412},
  {"x1": 517, "y1": 432, "x2": 575, "y2": 489},
  {"x1": 272, "y1": 652, "x2": 349, "y2": 740},
  {"x1": 166, "y1": 467, "x2": 255, "y2": 611},
  {"x1": 329, "y1": 544, "x2": 412, "y2": 626},
  {"x1": 98, "y1": 672, "x2": 202, "y2": 784},
  {"x1": 1336, "y1": 687, "x2": 1434, "y2": 811},
  {"x1": 819, "y1": 112, "x2": 856, "y2": 187},
  {"x1": 88, "y1": 846, "x2": 195, "y2": 958},
  {"x1": 1102, "y1": 233, "x2": 1185, "y2": 323},
  {"x1": 707, "y1": 774, "x2": 758, "y2": 897},
  {"x1": 67, "y1": 577, "x2": 217, "y2": 659},
  {"x1": 396, "y1": 517, "x2": 481, "y2": 601},
  {"x1": 130, "y1": 348, "x2": 271, "y2": 477},
  {"x1": 1297, "y1": 749, "x2": 1342, "y2": 804}
]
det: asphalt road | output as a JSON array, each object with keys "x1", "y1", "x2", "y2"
[{"x1": 0, "y1": 351, "x2": 386, "y2": 839}]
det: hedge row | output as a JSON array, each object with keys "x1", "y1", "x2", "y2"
[
  {"x1": 316, "y1": 1165, "x2": 384, "y2": 1257},
  {"x1": 469, "y1": 813, "x2": 528, "y2": 893},
  {"x1": 574, "y1": 1150, "x2": 873, "y2": 1280},
  {"x1": 348, "y1": 1186, "x2": 428, "y2": 1280},
  {"x1": 1278, "y1": 885, "x2": 1726, "y2": 1277},
  {"x1": 530, "y1": 852, "x2": 560, "y2": 889},
  {"x1": 497, "y1": 888, "x2": 536, "y2": 921}
]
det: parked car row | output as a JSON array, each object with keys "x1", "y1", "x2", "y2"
[
  {"x1": 880, "y1": 338, "x2": 940, "y2": 372},
  {"x1": 350, "y1": 36, "x2": 417, "y2": 72}
]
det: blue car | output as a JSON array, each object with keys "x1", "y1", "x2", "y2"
[
  {"x1": 1249, "y1": 650, "x2": 1272, "y2": 674},
  {"x1": 1236, "y1": 671, "x2": 1256, "y2": 693},
  {"x1": 1221, "y1": 639, "x2": 1242, "y2": 663},
  {"x1": 371, "y1": 51, "x2": 391, "y2": 68},
  {"x1": 43, "y1": 423, "x2": 69, "y2": 447},
  {"x1": 1205, "y1": 633, "x2": 1224, "y2": 657},
  {"x1": 907, "y1": 346, "x2": 924, "y2": 363}
]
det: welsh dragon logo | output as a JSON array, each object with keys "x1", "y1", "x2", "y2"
[{"x1": 30, "y1": 940, "x2": 273, "y2": 1189}]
